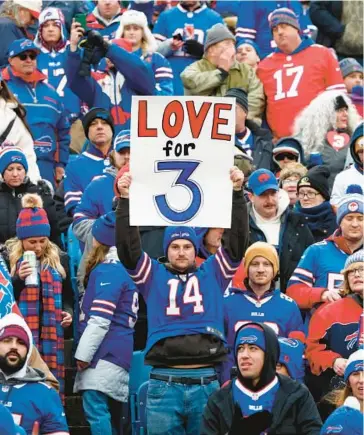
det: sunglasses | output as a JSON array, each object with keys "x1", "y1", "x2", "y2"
[
  {"x1": 18, "y1": 52, "x2": 37, "y2": 61},
  {"x1": 275, "y1": 152, "x2": 298, "y2": 162}
]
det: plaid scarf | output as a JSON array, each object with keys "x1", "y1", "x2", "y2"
[{"x1": 17, "y1": 259, "x2": 64, "y2": 396}]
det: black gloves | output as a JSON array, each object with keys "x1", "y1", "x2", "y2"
[
  {"x1": 78, "y1": 30, "x2": 110, "y2": 76},
  {"x1": 229, "y1": 405, "x2": 273, "y2": 435},
  {"x1": 184, "y1": 39, "x2": 204, "y2": 59}
]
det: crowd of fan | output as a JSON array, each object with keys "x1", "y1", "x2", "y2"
[{"x1": 0, "y1": 0, "x2": 362, "y2": 434}]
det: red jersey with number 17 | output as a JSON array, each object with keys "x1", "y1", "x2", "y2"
[{"x1": 257, "y1": 42, "x2": 346, "y2": 139}]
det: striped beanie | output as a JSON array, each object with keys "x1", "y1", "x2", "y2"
[
  {"x1": 114, "y1": 129, "x2": 130, "y2": 152},
  {"x1": 0, "y1": 146, "x2": 28, "y2": 175},
  {"x1": 344, "y1": 349, "x2": 364, "y2": 381},
  {"x1": 269, "y1": 8, "x2": 300, "y2": 31},
  {"x1": 337, "y1": 185, "x2": 363, "y2": 225},
  {"x1": 341, "y1": 249, "x2": 364, "y2": 295},
  {"x1": 16, "y1": 194, "x2": 50, "y2": 240}
]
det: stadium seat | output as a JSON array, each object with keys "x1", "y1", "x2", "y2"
[
  {"x1": 67, "y1": 225, "x2": 82, "y2": 342},
  {"x1": 129, "y1": 351, "x2": 151, "y2": 435}
]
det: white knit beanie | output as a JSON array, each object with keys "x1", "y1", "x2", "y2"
[{"x1": 115, "y1": 10, "x2": 157, "y2": 53}]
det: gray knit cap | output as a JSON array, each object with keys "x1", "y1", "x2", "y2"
[
  {"x1": 204, "y1": 23, "x2": 236, "y2": 53},
  {"x1": 339, "y1": 58, "x2": 363, "y2": 78}
]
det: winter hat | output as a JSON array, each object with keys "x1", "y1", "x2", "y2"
[
  {"x1": 236, "y1": 38, "x2": 261, "y2": 59},
  {"x1": 248, "y1": 169, "x2": 278, "y2": 196},
  {"x1": 194, "y1": 227, "x2": 209, "y2": 251},
  {"x1": 0, "y1": 146, "x2": 28, "y2": 175},
  {"x1": 13, "y1": 0, "x2": 42, "y2": 19},
  {"x1": 115, "y1": 10, "x2": 158, "y2": 52},
  {"x1": 337, "y1": 185, "x2": 364, "y2": 225},
  {"x1": 92, "y1": 211, "x2": 116, "y2": 247},
  {"x1": 244, "y1": 242, "x2": 279, "y2": 278},
  {"x1": 269, "y1": 8, "x2": 300, "y2": 32},
  {"x1": 0, "y1": 324, "x2": 30, "y2": 351},
  {"x1": 114, "y1": 130, "x2": 130, "y2": 152},
  {"x1": 16, "y1": 194, "x2": 50, "y2": 240},
  {"x1": 204, "y1": 23, "x2": 235, "y2": 53},
  {"x1": 349, "y1": 123, "x2": 364, "y2": 166},
  {"x1": 234, "y1": 323, "x2": 266, "y2": 355},
  {"x1": 278, "y1": 337, "x2": 305, "y2": 380},
  {"x1": 339, "y1": 58, "x2": 363, "y2": 79},
  {"x1": 34, "y1": 7, "x2": 66, "y2": 49},
  {"x1": 82, "y1": 108, "x2": 115, "y2": 139},
  {"x1": 335, "y1": 95, "x2": 349, "y2": 111},
  {"x1": 344, "y1": 349, "x2": 364, "y2": 381},
  {"x1": 279, "y1": 162, "x2": 307, "y2": 185},
  {"x1": 163, "y1": 226, "x2": 198, "y2": 257},
  {"x1": 297, "y1": 165, "x2": 331, "y2": 201},
  {"x1": 341, "y1": 250, "x2": 364, "y2": 295},
  {"x1": 0, "y1": 404, "x2": 26, "y2": 435},
  {"x1": 273, "y1": 137, "x2": 303, "y2": 164},
  {"x1": 320, "y1": 403, "x2": 363, "y2": 435},
  {"x1": 225, "y1": 88, "x2": 248, "y2": 113},
  {"x1": 7, "y1": 38, "x2": 40, "y2": 58}
]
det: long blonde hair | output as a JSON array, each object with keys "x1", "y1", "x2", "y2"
[
  {"x1": 84, "y1": 243, "x2": 110, "y2": 288},
  {"x1": 323, "y1": 384, "x2": 353, "y2": 409},
  {"x1": 6, "y1": 237, "x2": 66, "y2": 278},
  {"x1": 0, "y1": 1, "x2": 26, "y2": 27}
]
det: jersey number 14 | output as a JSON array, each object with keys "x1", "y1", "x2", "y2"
[
  {"x1": 166, "y1": 277, "x2": 204, "y2": 316},
  {"x1": 273, "y1": 66, "x2": 304, "y2": 101}
]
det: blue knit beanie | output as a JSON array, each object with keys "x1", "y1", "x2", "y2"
[
  {"x1": 236, "y1": 38, "x2": 261, "y2": 59},
  {"x1": 278, "y1": 337, "x2": 305, "y2": 381},
  {"x1": 92, "y1": 211, "x2": 116, "y2": 247},
  {"x1": 234, "y1": 324, "x2": 266, "y2": 356},
  {"x1": 344, "y1": 349, "x2": 364, "y2": 382},
  {"x1": 339, "y1": 58, "x2": 363, "y2": 78},
  {"x1": 163, "y1": 226, "x2": 198, "y2": 257},
  {"x1": 320, "y1": 404, "x2": 363, "y2": 435},
  {"x1": 114, "y1": 129, "x2": 131, "y2": 152},
  {"x1": 337, "y1": 185, "x2": 363, "y2": 225},
  {"x1": 0, "y1": 146, "x2": 28, "y2": 175},
  {"x1": 269, "y1": 8, "x2": 300, "y2": 31}
]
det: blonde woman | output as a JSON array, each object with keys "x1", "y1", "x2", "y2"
[
  {"x1": 74, "y1": 211, "x2": 138, "y2": 434},
  {"x1": 115, "y1": 9, "x2": 174, "y2": 96},
  {"x1": 6, "y1": 193, "x2": 73, "y2": 395},
  {"x1": 0, "y1": 76, "x2": 40, "y2": 182}
]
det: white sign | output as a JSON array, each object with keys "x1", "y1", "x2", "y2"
[{"x1": 130, "y1": 96, "x2": 235, "y2": 227}]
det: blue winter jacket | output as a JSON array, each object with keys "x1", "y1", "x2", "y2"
[{"x1": 2, "y1": 67, "x2": 70, "y2": 168}]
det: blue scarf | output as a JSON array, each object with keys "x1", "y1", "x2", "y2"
[{"x1": 294, "y1": 201, "x2": 337, "y2": 241}]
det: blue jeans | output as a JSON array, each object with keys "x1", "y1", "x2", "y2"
[
  {"x1": 82, "y1": 390, "x2": 120, "y2": 435},
  {"x1": 147, "y1": 367, "x2": 219, "y2": 435}
]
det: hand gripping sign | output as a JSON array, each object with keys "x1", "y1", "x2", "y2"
[{"x1": 130, "y1": 96, "x2": 235, "y2": 227}]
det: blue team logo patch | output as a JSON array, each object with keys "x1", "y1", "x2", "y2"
[
  {"x1": 34, "y1": 136, "x2": 53, "y2": 153},
  {"x1": 20, "y1": 40, "x2": 33, "y2": 49},
  {"x1": 354, "y1": 362, "x2": 364, "y2": 371},
  {"x1": 11, "y1": 156, "x2": 22, "y2": 162}
]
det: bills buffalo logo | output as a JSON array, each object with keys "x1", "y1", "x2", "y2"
[
  {"x1": 258, "y1": 173, "x2": 270, "y2": 183},
  {"x1": 344, "y1": 330, "x2": 358, "y2": 350},
  {"x1": 11, "y1": 156, "x2": 22, "y2": 162},
  {"x1": 34, "y1": 136, "x2": 53, "y2": 153},
  {"x1": 239, "y1": 335, "x2": 258, "y2": 344},
  {"x1": 20, "y1": 40, "x2": 33, "y2": 49},
  {"x1": 279, "y1": 337, "x2": 299, "y2": 348},
  {"x1": 325, "y1": 425, "x2": 343, "y2": 434},
  {"x1": 354, "y1": 362, "x2": 364, "y2": 371},
  {"x1": 348, "y1": 201, "x2": 359, "y2": 212}
]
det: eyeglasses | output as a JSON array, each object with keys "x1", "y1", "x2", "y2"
[
  {"x1": 348, "y1": 267, "x2": 364, "y2": 277},
  {"x1": 275, "y1": 153, "x2": 298, "y2": 162},
  {"x1": 298, "y1": 191, "x2": 321, "y2": 199},
  {"x1": 18, "y1": 52, "x2": 37, "y2": 61}
]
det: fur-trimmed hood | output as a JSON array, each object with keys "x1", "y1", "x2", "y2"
[{"x1": 293, "y1": 90, "x2": 362, "y2": 158}]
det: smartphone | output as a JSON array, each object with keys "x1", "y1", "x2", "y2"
[{"x1": 74, "y1": 13, "x2": 88, "y2": 31}]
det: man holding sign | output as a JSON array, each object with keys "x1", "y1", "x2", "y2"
[{"x1": 116, "y1": 163, "x2": 248, "y2": 434}]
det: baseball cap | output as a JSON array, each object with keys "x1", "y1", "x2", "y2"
[
  {"x1": 8, "y1": 39, "x2": 40, "y2": 58},
  {"x1": 248, "y1": 169, "x2": 279, "y2": 196}
]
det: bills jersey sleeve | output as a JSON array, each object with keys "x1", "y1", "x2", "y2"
[
  {"x1": 205, "y1": 247, "x2": 241, "y2": 293},
  {"x1": 39, "y1": 386, "x2": 69, "y2": 434},
  {"x1": 257, "y1": 44, "x2": 346, "y2": 139},
  {"x1": 127, "y1": 251, "x2": 155, "y2": 300},
  {"x1": 287, "y1": 241, "x2": 346, "y2": 309}
]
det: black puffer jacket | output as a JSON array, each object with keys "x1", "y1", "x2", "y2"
[
  {"x1": 201, "y1": 374, "x2": 322, "y2": 435},
  {"x1": 0, "y1": 179, "x2": 60, "y2": 245}
]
